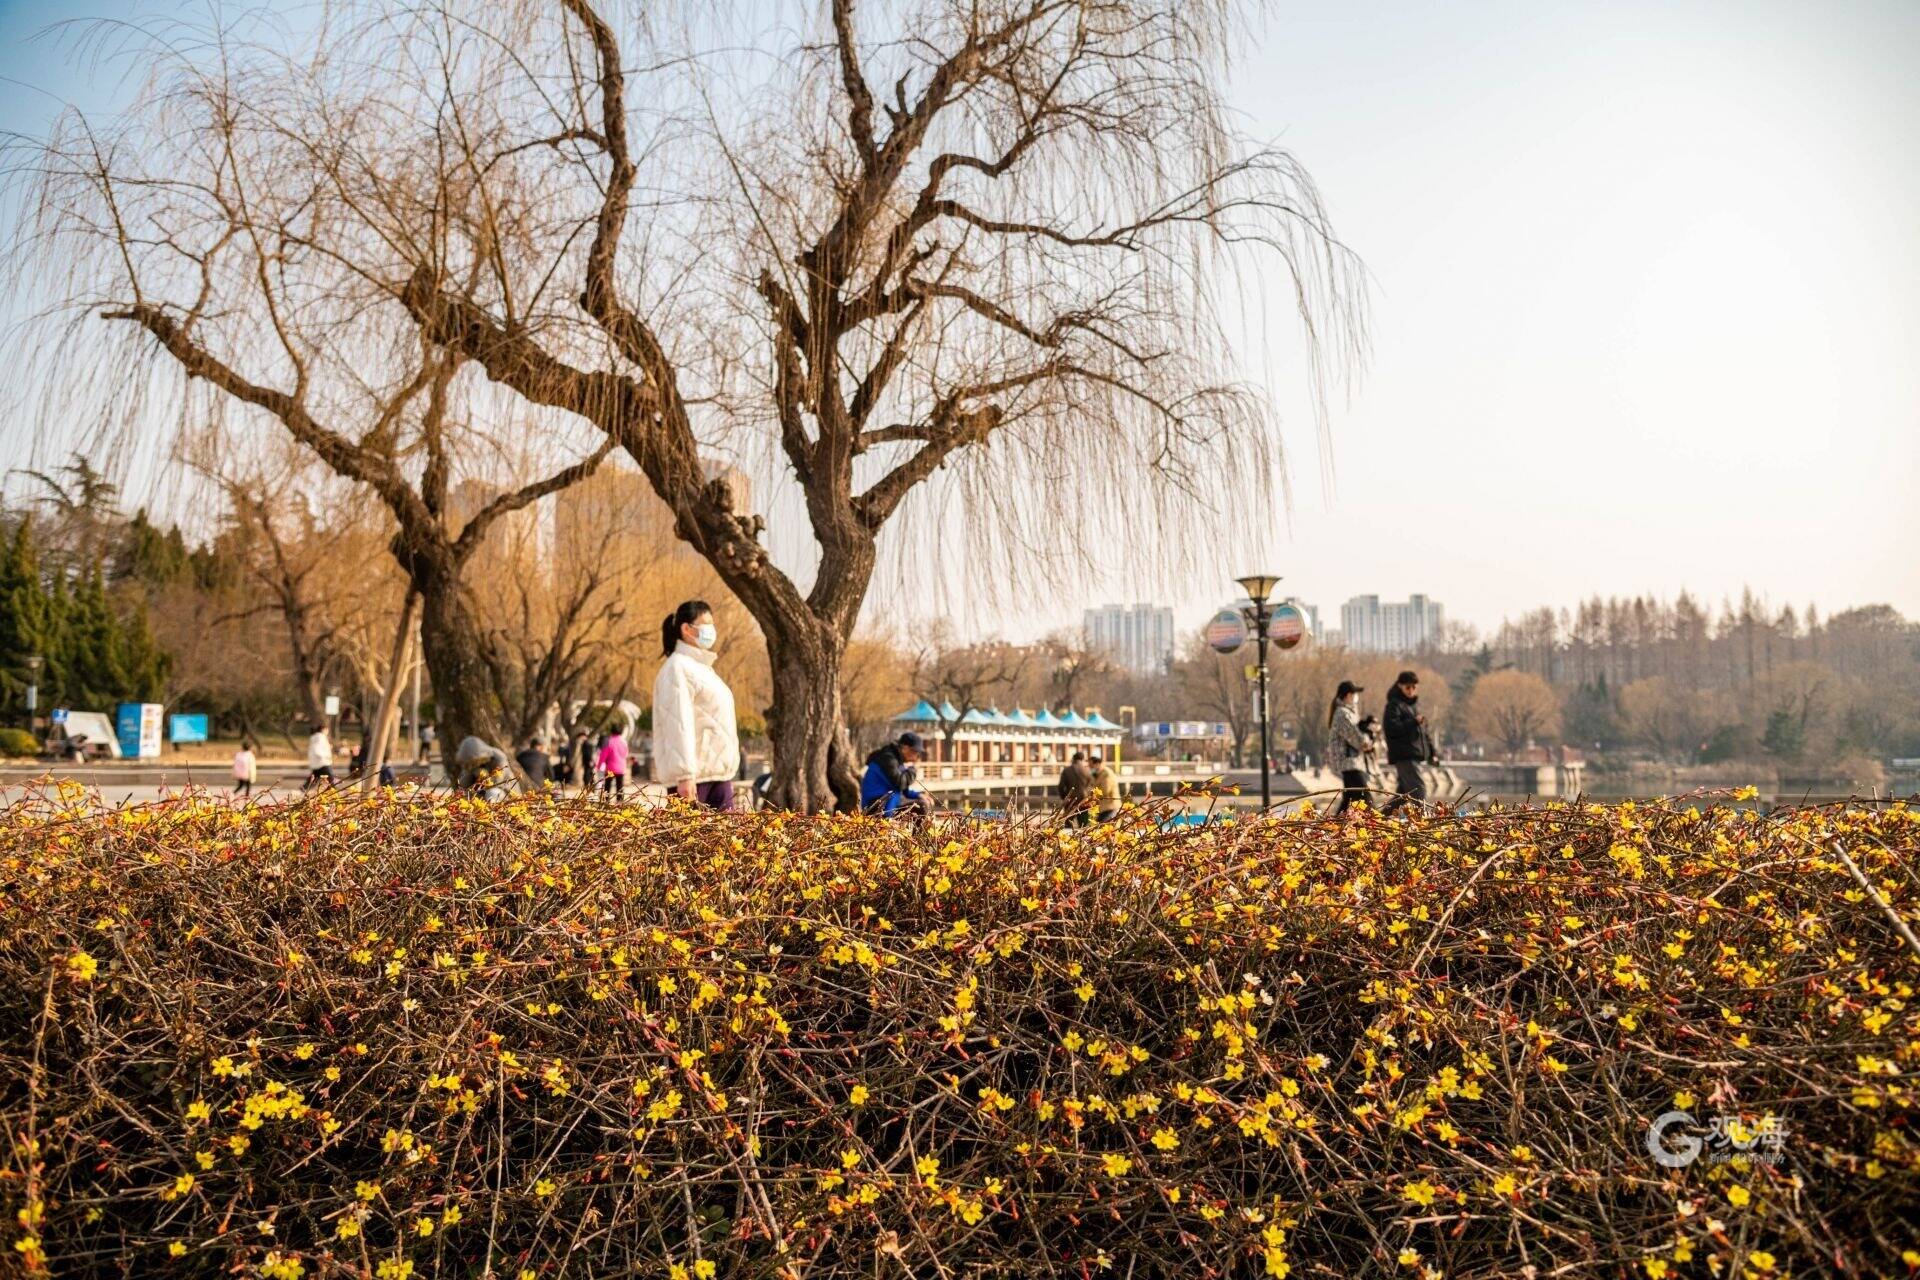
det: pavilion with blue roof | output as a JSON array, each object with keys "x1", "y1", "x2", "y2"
[{"x1": 890, "y1": 700, "x2": 1126, "y2": 764}]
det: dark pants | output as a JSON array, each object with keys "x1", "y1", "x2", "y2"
[
  {"x1": 233, "y1": 779, "x2": 252, "y2": 796},
  {"x1": 695, "y1": 779, "x2": 734, "y2": 811},
  {"x1": 1331, "y1": 769, "x2": 1368, "y2": 816},
  {"x1": 1381, "y1": 761, "x2": 1427, "y2": 814},
  {"x1": 602, "y1": 772, "x2": 625, "y2": 799},
  {"x1": 303, "y1": 767, "x2": 333, "y2": 791}
]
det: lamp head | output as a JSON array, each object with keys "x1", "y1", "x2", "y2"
[
  {"x1": 1235, "y1": 573, "x2": 1281, "y2": 606},
  {"x1": 24, "y1": 654, "x2": 42, "y2": 674}
]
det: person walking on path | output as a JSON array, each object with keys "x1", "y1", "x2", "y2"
[
  {"x1": 232, "y1": 739, "x2": 258, "y2": 798},
  {"x1": 596, "y1": 726, "x2": 630, "y2": 801},
  {"x1": 417, "y1": 723, "x2": 435, "y2": 766},
  {"x1": 1057, "y1": 751, "x2": 1093, "y2": 826},
  {"x1": 861, "y1": 731, "x2": 931, "y2": 818},
  {"x1": 1325, "y1": 680, "x2": 1370, "y2": 817},
  {"x1": 516, "y1": 737, "x2": 553, "y2": 789},
  {"x1": 569, "y1": 728, "x2": 595, "y2": 795},
  {"x1": 1088, "y1": 752, "x2": 1123, "y2": 823},
  {"x1": 1380, "y1": 670, "x2": 1439, "y2": 815},
  {"x1": 303, "y1": 723, "x2": 335, "y2": 791},
  {"x1": 652, "y1": 599, "x2": 741, "y2": 810}
]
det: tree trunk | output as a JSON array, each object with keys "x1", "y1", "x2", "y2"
[
  {"x1": 763, "y1": 618, "x2": 860, "y2": 812},
  {"x1": 364, "y1": 589, "x2": 420, "y2": 786},
  {"x1": 409, "y1": 555, "x2": 507, "y2": 766},
  {"x1": 282, "y1": 602, "x2": 327, "y2": 727}
]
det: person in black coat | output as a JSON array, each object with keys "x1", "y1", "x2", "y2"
[
  {"x1": 1380, "y1": 670, "x2": 1438, "y2": 815},
  {"x1": 515, "y1": 737, "x2": 553, "y2": 788}
]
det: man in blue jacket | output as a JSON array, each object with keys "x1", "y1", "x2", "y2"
[{"x1": 861, "y1": 731, "x2": 931, "y2": 818}]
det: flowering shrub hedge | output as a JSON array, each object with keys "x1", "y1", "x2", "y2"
[{"x1": 1, "y1": 789, "x2": 1916, "y2": 1278}]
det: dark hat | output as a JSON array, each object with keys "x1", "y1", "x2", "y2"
[
  {"x1": 1396, "y1": 670, "x2": 1420, "y2": 686},
  {"x1": 898, "y1": 731, "x2": 925, "y2": 751},
  {"x1": 1336, "y1": 680, "x2": 1364, "y2": 698}
]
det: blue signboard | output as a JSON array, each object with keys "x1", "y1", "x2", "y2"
[
  {"x1": 169, "y1": 713, "x2": 210, "y2": 744},
  {"x1": 116, "y1": 703, "x2": 143, "y2": 757}
]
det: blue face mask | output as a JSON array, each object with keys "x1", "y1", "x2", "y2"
[{"x1": 693, "y1": 623, "x2": 718, "y2": 649}]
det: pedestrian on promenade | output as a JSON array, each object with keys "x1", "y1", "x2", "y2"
[
  {"x1": 596, "y1": 726, "x2": 630, "y2": 801},
  {"x1": 1326, "y1": 680, "x2": 1370, "y2": 817},
  {"x1": 232, "y1": 738, "x2": 258, "y2": 797},
  {"x1": 861, "y1": 731, "x2": 931, "y2": 818},
  {"x1": 516, "y1": 736, "x2": 553, "y2": 789},
  {"x1": 303, "y1": 723, "x2": 334, "y2": 791},
  {"x1": 652, "y1": 599, "x2": 741, "y2": 810},
  {"x1": 1057, "y1": 751, "x2": 1092, "y2": 826},
  {"x1": 1088, "y1": 752, "x2": 1123, "y2": 823},
  {"x1": 569, "y1": 728, "x2": 595, "y2": 794},
  {"x1": 1380, "y1": 670, "x2": 1438, "y2": 815},
  {"x1": 418, "y1": 723, "x2": 435, "y2": 765}
]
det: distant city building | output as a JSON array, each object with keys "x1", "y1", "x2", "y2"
[
  {"x1": 1084, "y1": 602, "x2": 1176, "y2": 675},
  {"x1": 554, "y1": 459, "x2": 752, "y2": 568},
  {"x1": 1339, "y1": 593, "x2": 1445, "y2": 653},
  {"x1": 448, "y1": 479, "x2": 542, "y2": 558}
]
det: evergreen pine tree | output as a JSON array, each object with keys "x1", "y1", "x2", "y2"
[
  {"x1": 0, "y1": 520, "x2": 55, "y2": 717},
  {"x1": 114, "y1": 592, "x2": 170, "y2": 702}
]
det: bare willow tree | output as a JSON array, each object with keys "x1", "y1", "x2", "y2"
[
  {"x1": 13, "y1": 7, "x2": 614, "y2": 756},
  {"x1": 17, "y1": 0, "x2": 1357, "y2": 806},
  {"x1": 184, "y1": 441, "x2": 389, "y2": 729}
]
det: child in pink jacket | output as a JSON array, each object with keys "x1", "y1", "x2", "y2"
[{"x1": 595, "y1": 728, "x2": 630, "y2": 800}]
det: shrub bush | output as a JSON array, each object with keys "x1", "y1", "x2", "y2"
[
  {"x1": 0, "y1": 727, "x2": 41, "y2": 757},
  {"x1": 0, "y1": 791, "x2": 1915, "y2": 1278}
]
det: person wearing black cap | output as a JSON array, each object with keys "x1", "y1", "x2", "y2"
[
  {"x1": 861, "y1": 731, "x2": 931, "y2": 818},
  {"x1": 1381, "y1": 669, "x2": 1439, "y2": 815},
  {"x1": 1326, "y1": 680, "x2": 1370, "y2": 816}
]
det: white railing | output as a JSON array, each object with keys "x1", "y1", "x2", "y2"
[{"x1": 916, "y1": 760, "x2": 1226, "y2": 792}]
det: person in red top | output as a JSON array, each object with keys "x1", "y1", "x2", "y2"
[{"x1": 595, "y1": 727, "x2": 631, "y2": 800}]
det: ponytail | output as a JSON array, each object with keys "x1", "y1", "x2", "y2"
[
  {"x1": 1327, "y1": 694, "x2": 1342, "y2": 730},
  {"x1": 661, "y1": 599, "x2": 713, "y2": 656}
]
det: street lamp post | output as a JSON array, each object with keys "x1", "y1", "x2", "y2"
[
  {"x1": 23, "y1": 654, "x2": 42, "y2": 734},
  {"x1": 1235, "y1": 574, "x2": 1280, "y2": 811}
]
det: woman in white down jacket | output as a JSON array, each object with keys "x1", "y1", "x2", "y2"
[{"x1": 652, "y1": 599, "x2": 741, "y2": 809}]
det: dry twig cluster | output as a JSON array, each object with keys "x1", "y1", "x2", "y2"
[{"x1": 1, "y1": 787, "x2": 1916, "y2": 1277}]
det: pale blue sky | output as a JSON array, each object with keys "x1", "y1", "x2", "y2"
[{"x1": 3, "y1": 1, "x2": 1915, "y2": 637}]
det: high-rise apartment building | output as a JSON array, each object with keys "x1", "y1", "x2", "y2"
[
  {"x1": 1083, "y1": 602, "x2": 1176, "y2": 675},
  {"x1": 1339, "y1": 594, "x2": 1445, "y2": 654}
]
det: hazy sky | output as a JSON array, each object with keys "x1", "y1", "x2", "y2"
[
  {"x1": 2, "y1": 0, "x2": 1914, "y2": 640},
  {"x1": 1225, "y1": 0, "x2": 1920, "y2": 637}
]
